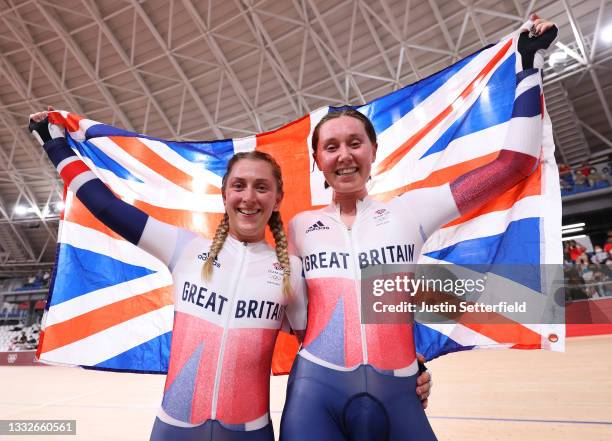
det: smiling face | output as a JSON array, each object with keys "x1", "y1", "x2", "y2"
[
  {"x1": 223, "y1": 158, "x2": 281, "y2": 243},
  {"x1": 313, "y1": 115, "x2": 377, "y2": 197}
]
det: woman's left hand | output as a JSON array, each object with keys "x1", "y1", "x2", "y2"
[
  {"x1": 522, "y1": 13, "x2": 555, "y2": 37},
  {"x1": 416, "y1": 353, "x2": 432, "y2": 409}
]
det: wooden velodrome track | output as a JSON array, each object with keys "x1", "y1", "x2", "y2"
[{"x1": 0, "y1": 335, "x2": 610, "y2": 441}]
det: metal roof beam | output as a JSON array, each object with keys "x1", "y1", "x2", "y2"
[
  {"x1": 427, "y1": 0, "x2": 455, "y2": 52},
  {"x1": 473, "y1": 7, "x2": 521, "y2": 22},
  {"x1": 453, "y1": 11, "x2": 470, "y2": 61},
  {"x1": 560, "y1": 0, "x2": 589, "y2": 62},
  {"x1": 357, "y1": 1, "x2": 395, "y2": 80},
  {"x1": 235, "y1": 0, "x2": 305, "y2": 114},
  {"x1": 0, "y1": 102, "x2": 59, "y2": 243},
  {"x1": 589, "y1": 70, "x2": 612, "y2": 132},
  {"x1": 1, "y1": 11, "x2": 85, "y2": 115},
  {"x1": 129, "y1": 0, "x2": 224, "y2": 138},
  {"x1": 0, "y1": 196, "x2": 36, "y2": 261},
  {"x1": 31, "y1": 2, "x2": 136, "y2": 132},
  {"x1": 589, "y1": 0, "x2": 606, "y2": 63},
  {"x1": 579, "y1": 120, "x2": 612, "y2": 149},
  {"x1": 558, "y1": 0, "x2": 612, "y2": 133},
  {"x1": 303, "y1": 0, "x2": 362, "y2": 102},
  {"x1": 182, "y1": 0, "x2": 262, "y2": 131},
  {"x1": 81, "y1": 0, "x2": 179, "y2": 138}
]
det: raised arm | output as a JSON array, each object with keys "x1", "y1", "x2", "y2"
[
  {"x1": 29, "y1": 114, "x2": 195, "y2": 270},
  {"x1": 450, "y1": 19, "x2": 557, "y2": 215}
]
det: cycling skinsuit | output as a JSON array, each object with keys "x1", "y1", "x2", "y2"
[
  {"x1": 281, "y1": 68, "x2": 543, "y2": 440},
  {"x1": 281, "y1": 188, "x2": 456, "y2": 441},
  {"x1": 42, "y1": 137, "x2": 307, "y2": 441}
]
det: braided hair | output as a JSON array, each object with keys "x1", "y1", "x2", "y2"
[
  {"x1": 268, "y1": 210, "x2": 292, "y2": 297},
  {"x1": 201, "y1": 151, "x2": 292, "y2": 296},
  {"x1": 201, "y1": 213, "x2": 229, "y2": 280}
]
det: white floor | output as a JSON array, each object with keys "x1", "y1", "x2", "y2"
[{"x1": 0, "y1": 335, "x2": 611, "y2": 441}]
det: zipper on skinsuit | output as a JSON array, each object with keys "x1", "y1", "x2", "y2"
[
  {"x1": 210, "y1": 241, "x2": 248, "y2": 419},
  {"x1": 344, "y1": 223, "x2": 368, "y2": 365}
]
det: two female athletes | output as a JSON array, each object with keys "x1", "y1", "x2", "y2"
[
  {"x1": 29, "y1": 111, "x2": 430, "y2": 440},
  {"x1": 30, "y1": 14, "x2": 555, "y2": 441}
]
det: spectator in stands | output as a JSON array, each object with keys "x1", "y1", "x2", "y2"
[
  {"x1": 9, "y1": 331, "x2": 28, "y2": 350},
  {"x1": 558, "y1": 163, "x2": 571, "y2": 180},
  {"x1": 590, "y1": 266, "x2": 607, "y2": 298},
  {"x1": 579, "y1": 162, "x2": 592, "y2": 178},
  {"x1": 559, "y1": 163, "x2": 574, "y2": 195},
  {"x1": 573, "y1": 169, "x2": 589, "y2": 190},
  {"x1": 587, "y1": 167, "x2": 609, "y2": 188},
  {"x1": 568, "y1": 240, "x2": 587, "y2": 263},
  {"x1": 605, "y1": 237, "x2": 612, "y2": 254},
  {"x1": 563, "y1": 243, "x2": 573, "y2": 264},
  {"x1": 592, "y1": 245, "x2": 609, "y2": 264},
  {"x1": 42, "y1": 271, "x2": 50, "y2": 286},
  {"x1": 560, "y1": 178, "x2": 573, "y2": 194},
  {"x1": 580, "y1": 264, "x2": 602, "y2": 299},
  {"x1": 565, "y1": 267, "x2": 589, "y2": 301}
]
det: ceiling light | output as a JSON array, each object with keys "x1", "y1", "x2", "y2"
[
  {"x1": 562, "y1": 222, "x2": 585, "y2": 230},
  {"x1": 602, "y1": 24, "x2": 612, "y2": 44},
  {"x1": 562, "y1": 234, "x2": 586, "y2": 241},
  {"x1": 14, "y1": 205, "x2": 28, "y2": 215},
  {"x1": 548, "y1": 51, "x2": 567, "y2": 67},
  {"x1": 561, "y1": 227, "x2": 584, "y2": 234},
  {"x1": 55, "y1": 201, "x2": 65, "y2": 211}
]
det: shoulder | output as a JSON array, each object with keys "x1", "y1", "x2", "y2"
[
  {"x1": 291, "y1": 206, "x2": 327, "y2": 223},
  {"x1": 192, "y1": 234, "x2": 213, "y2": 249},
  {"x1": 290, "y1": 206, "x2": 330, "y2": 231}
]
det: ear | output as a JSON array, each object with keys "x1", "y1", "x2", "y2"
[
  {"x1": 313, "y1": 151, "x2": 323, "y2": 171},
  {"x1": 371, "y1": 143, "x2": 378, "y2": 163},
  {"x1": 273, "y1": 194, "x2": 282, "y2": 211}
]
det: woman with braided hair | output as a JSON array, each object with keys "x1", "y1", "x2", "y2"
[{"x1": 29, "y1": 113, "x2": 307, "y2": 441}]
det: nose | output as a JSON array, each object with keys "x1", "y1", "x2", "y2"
[
  {"x1": 337, "y1": 144, "x2": 352, "y2": 162},
  {"x1": 242, "y1": 186, "x2": 257, "y2": 204}
]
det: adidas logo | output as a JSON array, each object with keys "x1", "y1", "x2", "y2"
[{"x1": 306, "y1": 220, "x2": 330, "y2": 233}]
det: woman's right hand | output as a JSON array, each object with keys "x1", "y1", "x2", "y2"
[
  {"x1": 28, "y1": 106, "x2": 63, "y2": 145},
  {"x1": 29, "y1": 105, "x2": 54, "y2": 123}
]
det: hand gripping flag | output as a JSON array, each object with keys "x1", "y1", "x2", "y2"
[{"x1": 37, "y1": 28, "x2": 563, "y2": 374}]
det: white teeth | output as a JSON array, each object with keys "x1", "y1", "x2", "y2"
[
  {"x1": 237, "y1": 208, "x2": 259, "y2": 215},
  {"x1": 336, "y1": 167, "x2": 358, "y2": 175}
]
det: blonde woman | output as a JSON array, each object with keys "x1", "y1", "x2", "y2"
[{"x1": 30, "y1": 113, "x2": 306, "y2": 441}]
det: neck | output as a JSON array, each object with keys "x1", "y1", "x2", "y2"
[
  {"x1": 228, "y1": 230, "x2": 264, "y2": 244},
  {"x1": 333, "y1": 188, "x2": 368, "y2": 215}
]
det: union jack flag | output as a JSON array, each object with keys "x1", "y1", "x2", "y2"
[{"x1": 37, "y1": 29, "x2": 563, "y2": 374}]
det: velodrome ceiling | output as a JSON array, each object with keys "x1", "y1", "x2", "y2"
[{"x1": 1, "y1": 0, "x2": 611, "y2": 275}]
